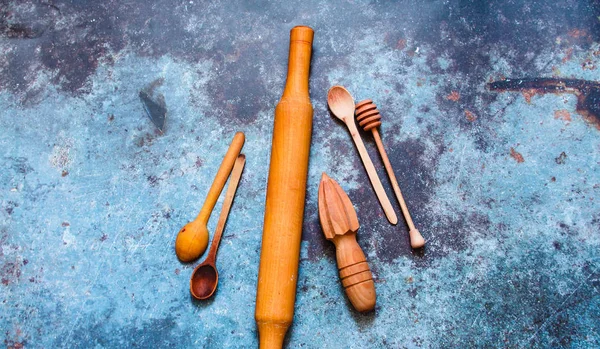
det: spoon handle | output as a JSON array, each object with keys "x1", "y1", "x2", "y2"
[
  {"x1": 197, "y1": 132, "x2": 245, "y2": 223},
  {"x1": 371, "y1": 129, "x2": 415, "y2": 229},
  {"x1": 372, "y1": 129, "x2": 425, "y2": 248},
  {"x1": 345, "y1": 120, "x2": 398, "y2": 225},
  {"x1": 205, "y1": 154, "x2": 246, "y2": 263}
]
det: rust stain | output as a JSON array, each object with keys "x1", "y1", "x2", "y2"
[
  {"x1": 552, "y1": 66, "x2": 561, "y2": 76},
  {"x1": 585, "y1": 114, "x2": 600, "y2": 131},
  {"x1": 522, "y1": 89, "x2": 537, "y2": 103},
  {"x1": 488, "y1": 78, "x2": 600, "y2": 131},
  {"x1": 464, "y1": 110, "x2": 478, "y2": 122},
  {"x1": 396, "y1": 39, "x2": 407, "y2": 50},
  {"x1": 7, "y1": 341, "x2": 24, "y2": 349},
  {"x1": 446, "y1": 91, "x2": 460, "y2": 101},
  {"x1": 554, "y1": 109, "x2": 572, "y2": 123},
  {"x1": 568, "y1": 29, "x2": 588, "y2": 38},
  {"x1": 510, "y1": 147, "x2": 525, "y2": 163},
  {"x1": 562, "y1": 47, "x2": 573, "y2": 63}
]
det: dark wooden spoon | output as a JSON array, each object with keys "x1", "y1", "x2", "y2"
[{"x1": 190, "y1": 154, "x2": 245, "y2": 300}]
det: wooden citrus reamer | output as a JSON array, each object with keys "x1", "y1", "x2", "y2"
[
  {"x1": 355, "y1": 100, "x2": 425, "y2": 248},
  {"x1": 318, "y1": 173, "x2": 376, "y2": 312},
  {"x1": 255, "y1": 26, "x2": 314, "y2": 349}
]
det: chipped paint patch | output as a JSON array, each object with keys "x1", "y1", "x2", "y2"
[{"x1": 49, "y1": 134, "x2": 74, "y2": 172}]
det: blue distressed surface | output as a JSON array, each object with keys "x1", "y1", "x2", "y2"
[{"x1": 1, "y1": 1, "x2": 599, "y2": 348}]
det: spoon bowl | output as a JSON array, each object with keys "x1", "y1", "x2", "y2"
[
  {"x1": 175, "y1": 220, "x2": 209, "y2": 262},
  {"x1": 327, "y1": 86, "x2": 356, "y2": 121},
  {"x1": 190, "y1": 263, "x2": 219, "y2": 299}
]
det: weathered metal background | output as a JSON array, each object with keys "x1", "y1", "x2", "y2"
[{"x1": 1, "y1": 1, "x2": 599, "y2": 347}]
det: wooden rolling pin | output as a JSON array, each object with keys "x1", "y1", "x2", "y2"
[
  {"x1": 318, "y1": 173, "x2": 376, "y2": 312},
  {"x1": 255, "y1": 25, "x2": 314, "y2": 349}
]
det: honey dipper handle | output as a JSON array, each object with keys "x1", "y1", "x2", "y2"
[
  {"x1": 345, "y1": 120, "x2": 398, "y2": 225},
  {"x1": 197, "y1": 132, "x2": 245, "y2": 223},
  {"x1": 372, "y1": 129, "x2": 425, "y2": 248},
  {"x1": 371, "y1": 129, "x2": 415, "y2": 229},
  {"x1": 333, "y1": 234, "x2": 376, "y2": 312}
]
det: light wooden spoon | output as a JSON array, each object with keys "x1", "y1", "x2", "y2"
[
  {"x1": 175, "y1": 132, "x2": 245, "y2": 262},
  {"x1": 327, "y1": 86, "x2": 397, "y2": 225}
]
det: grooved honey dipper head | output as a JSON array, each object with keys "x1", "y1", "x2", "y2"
[{"x1": 355, "y1": 99, "x2": 382, "y2": 131}]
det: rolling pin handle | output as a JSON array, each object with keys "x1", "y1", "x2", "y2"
[{"x1": 257, "y1": 321, "x2": 288, "y2": 349}]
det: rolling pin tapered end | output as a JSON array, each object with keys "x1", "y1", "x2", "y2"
[
  {"x1": 257, "y1": 321, "x2": 289, "y2": 349},
  {"x1": 290, "y1": 25, "x2": 314, "y2": 43}
]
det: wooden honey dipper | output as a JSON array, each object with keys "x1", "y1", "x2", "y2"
[{"x1": 355, "y1": 100, "x2": 425, "y2": 248}]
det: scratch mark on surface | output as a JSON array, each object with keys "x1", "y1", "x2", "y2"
[{"x1": 520, "y1": 267, "x2": 598, "y2": 348}]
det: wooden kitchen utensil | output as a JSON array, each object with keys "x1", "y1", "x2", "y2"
[
  {"x1": 327, "y1": 86, "x2": 398, "y2": 225},
  {"x1": 190, "y1": 154, "x2": 245, "y2": 300},
  {"x1": 355, "y1": 100, "x2": 425, "y2": 248},
  {"x1": 175, "y1": 132, "x2": 245, "y2": 262},
  {"x1": 318, "y1": 173, "x2": 376, "y2": 312},
  {"x1": 255, "y1": 26, "x2": 314, "y2": 349}
]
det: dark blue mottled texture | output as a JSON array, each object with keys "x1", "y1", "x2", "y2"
[{"x1": 1, "y1": 1, "x2": 599, "y2": 348}]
